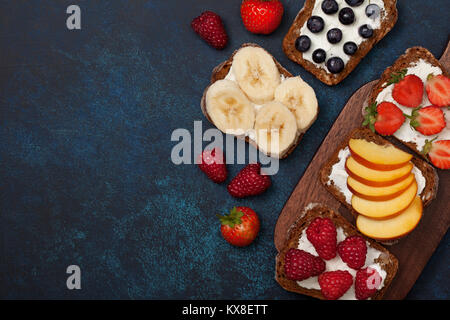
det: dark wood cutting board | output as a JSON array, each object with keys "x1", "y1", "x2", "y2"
[{"x1": 274, "y1": 41, "x2": 450, "y2": 300}]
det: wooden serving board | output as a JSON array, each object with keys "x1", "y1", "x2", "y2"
[{"x1": 274, "y1": 42, "x2": 450, "y2": 300}]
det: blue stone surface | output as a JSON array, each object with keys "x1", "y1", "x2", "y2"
[{"x1": 0, "y1": 0, "x2": 448, "y2": 299}]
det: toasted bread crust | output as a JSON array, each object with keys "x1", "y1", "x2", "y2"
[
  {"x1": 320, "y1": 128, "x2": 438, "y2": 212},
  {"x1": 275, "y1": 204, "x2": 399, "y2": 300},
  {"x1": 366, "y1": 46, "x2": 450, "y2": 160},
  {"x1": 201, "y1": 43, "x2": 313, "y2": 159},
  {"x1": 282, "y1": 0, "x2": 398, "y2": 86}
]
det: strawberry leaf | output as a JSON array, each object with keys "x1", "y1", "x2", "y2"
[
  {"x1": 421, "y1": 137, "x2": 438, "y2": 156},
  {"x1": 217, "y1": 207, "x2": 244, "y2": 228},
  {"x1": 363, "y1": 102, "x2": 378, "y2": 132},
  {"x1": 386, "y1": 69, "x2": 407, "y2": 85}
]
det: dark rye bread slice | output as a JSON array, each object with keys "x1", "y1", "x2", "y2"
[
  {"x1": 320, "y1": 127, "x2": 438, "y2": 214},
  {"x1": 365, "y1": 47, "x2": 450, "y2": 161},
  {"x1": 275, "y1": 203, "x2": 398, "y2": 300},
  {"x1": 282, "y1": 0, "x2": 398, "y2": 86},
  {"x1": 200, "y1": 43, "x2": 309, "y2": 159}
]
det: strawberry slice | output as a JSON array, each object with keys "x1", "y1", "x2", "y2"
[
  {"x1": 422, "y1": 139, "x2": 450, "y2": 170},
  {"x1": 364, "y1": 102, "x2": 405, "y2": 136},
  {"x1": 391, "y1": 73, "x2": 424, "y2": 108},
  {"x1": 426, "y1": 74, "x2": 450, "y2": 107},
  {"x1": 407, "y1": 105, "x2": 446, "y2": 136}
]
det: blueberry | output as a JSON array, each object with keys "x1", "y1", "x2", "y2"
[
  {"x1": 345, "y1": 0, "x2": 364, "y2": 6},
  {"x1": 295, "y1": 35, "x2": 311, "y2": 52},
  {"x1": 359, "y1": 24, "x2": 373, "y2": 38},
  {"x1": 312, "y1": 49, "x2": 327, "y2": 63},
  {"x1": 307, "y1": 16, "x2": 325, "y2": 33},
  {"x1": 343, "y1": 41, "x2": 358, "y2": 55},
  {"x1": 327, "y1": 57, "x2": 344, "y2": 73},
  {"x1": 321, "y1": 0, "x2": 339, "y2": 14},
  {"x1": 366, "y1": 4, "x2": 380, "y2": 19},
  {"x1": 339, "y1": 7, "x2": 355, "y2": 25},
  {"x1": 327, "y1": 28, "x2": 342, "y2": 44}
]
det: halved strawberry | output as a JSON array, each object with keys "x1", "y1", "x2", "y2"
[
  {"x1": 391, "y1": 73, "x2": 424, "y2": 108},
  {"x1": 407, "y1": 106, "x2": 446, "y2": 136},
  {"x1": 363, "y1": 102, "x2": 405, "y2": 136},
  {"x1": 426, "y1": 74, "x2": 450, "y2": 107},
  {"x1": 422, "y1": 139, "x2": 450, "y2": 170}
]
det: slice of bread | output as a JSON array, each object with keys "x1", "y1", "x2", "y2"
[
  {"x1": 283, "y1": 0, "x2": 398, "y2": 86},
  {"x1": 275, "y1": 203, "x2": 398, "y2": 300},
  {"x1": 365, "y1": 47, "x2": 450, "y2": 162},
  {"x1": 319, "y1": 127, "x2": 439, "y2": 214},
  {"x1": 201, "y1": 43, "x2": 313, "y2": 159}
]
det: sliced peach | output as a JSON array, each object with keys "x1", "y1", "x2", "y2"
[
  {"x1": 347, "y1": 174, "x2": 415, "y2": 201},
  {"x1": 349, "y1": 138, "x2": 412, "y2": 170},
  {"x1": 351, "y1": 181, "x2": 417, "y2": 219},
  {"x1": 345, "y1": 156, "x2": 413, "y2": 186},
  {"x1": 356, "y1": 196, "x2": 423, "y2": 240}
]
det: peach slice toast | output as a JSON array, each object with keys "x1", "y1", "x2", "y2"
[{"x1": 320, "y1": 128, "x2": 438, "y2": 242}]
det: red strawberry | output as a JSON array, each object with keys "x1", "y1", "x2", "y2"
[
  {"x1": 426, "y1": 74, "x2": 450, "y2": 107},
  {"x1": 191, "y1": 11, "x2": 228, "y2": 50},
  {"x1": 408, "y1": 105, "x2": 446, "y2": 136},
  {"x1": 284, "y1": 249, "x2": 326, "y2": 281},
  {"x1": 318, "y1": 270, "x2": 353, "y2": 300},
  {"x1": 355, "y1": 267, "x2": 383, "y2": 300},
  {"x1": 197, "y1": 148, "x2": 227, "y2": 183},
  {"x1": 240, "y1": 0, "x2": 284, "y2": 35},
  {"x1": 337, "y1": 235, "x2": 367, "y2": 270},
  {"x1": 422, "y1": 139, "x2": 450, "y2": 170},
  {"x1": 392, "y1": 74, "x2": 424, "y2": 108},
  {"x1": 364, "y1": 102, "x2": 405, "y2": 135},
  {"x1": 306, "y1": 217, "x2": 337, "y2": 260},
  {"x1": 227, "y1": 163, "x2": 271, "y2": 198},
  {"x1": 217, "y1": 206, "x2": 260, "y2": 247}
]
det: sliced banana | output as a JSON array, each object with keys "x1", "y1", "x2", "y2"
[
  {"x1": 254, "y1": 101, "x2": 298, "y2": 157},
  {"x1": 232, "y1": 46, "x2": 281, "y2": 105},
  {"x1": 205, "y1": 79, "x2": 255, "y2": 135},
  {"x1": 274, "y1": 77, "x2": 318, "y2": 132}
]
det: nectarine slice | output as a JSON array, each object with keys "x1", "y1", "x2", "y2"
[
  {"x1": 345, "y1": 156, "x2": 413, "y2": 186},
  {"x1": 351, "y1": 181, "x2": 417, "y2": 219},
  {"x1": 347, "y1": 174, "x2": 415, "y2": 201},
  {"x1": 356, "y1": 196, "x2": 423, "y2": 240},
  {"x1": 349, "y1": 139, "x2": 412, "y2": 170}
]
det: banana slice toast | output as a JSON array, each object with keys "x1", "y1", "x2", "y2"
[{"x1": 201, "y1": 43, "x2": 319, "y2": 159}]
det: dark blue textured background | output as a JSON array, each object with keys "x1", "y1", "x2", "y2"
[{"x1": 0, "y1": 0, "x2": 448, "y2": 299}]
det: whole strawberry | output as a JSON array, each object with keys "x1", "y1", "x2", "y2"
[
  {"x1": 318, "y1": 270, "x2": 353, "y2": 300},
  {"x1": 337, "y1": 235, "x2": 367, "y2": 270},
  {"x1": 191, "y1": 11, "x2": 228, "y2": 50},
  {"x1": 284, "y1": 248, "x2": 325, "y2": 281},
  {"x1": 217, "y1": 206, "x2": 260, "y2": 247},
  {"x1": 227, "y1": 163, "x2": 271, "y2": 198},
  {"x1": 355, "y1": 267, "x2": 383, "y2": 300},
  {"x1": 241, "y1": 0, "x2": 284, "y2": 35},
  {"x1": 197, "y1": 148, "x2": 227, "y2": 183},
  {"x1": 306, "y1": 217, "x2": 337, "y2": 260}
]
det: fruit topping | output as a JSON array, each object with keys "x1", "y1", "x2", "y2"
[
  {"x1": 343, "y1": 41, "x2": 358, "y2": 55},
  {"x1": 337, "y1": 235, "x2": 367, "y2": 270},
  {"x1": 307, "y1": 15, "x2": 325, "y2": 33},
  {"x1": 318, "y1": 270, "x2": 353, "y2": 300},
  {"x1": 295, "y1": 35, "x2": 311, "y2": 52},
  {"x1": 358, "y1": 24, "x2": 373, "y2": 38},
  {"x1": 407, "y1": 106, "x2": 446, "y2": 136},
  {"x1": 363, "y1": 102, "x2": 405, "y2": 135},
  {"x1": 355, "y1": 267, "x2": 382, "y2": 300},
  {"x1": 425, "y1": 74, "x2": 450, "y2": 107},
  {"x1": 322, "y1": 0, "x2": 339, "y2": 15},
  {"x1": 227, "y1": 163, "x2": 271, "y2": 198},
  {"x1": 327, "y1": 57, "x2": 345, "y2": 74},
  {"x1": 339, "y1": 7, "x2": 355, "y2": 25},
  {"x1": 345, "y1": 0, "x2": 364, "y2": 7},
  {"x1": 422, "y1": 139, "x2": 450, "y2": 169},
  {"x1": 365, "y1": 4, "x2": 381, "y2": 20},
  {"x1": 284, "y1": 248, "x2": 326, "y2": 281},
  {"x1": 391, "y1": 74, "x2": 424, "y2": 108},
  {"x1": 197, "y1": 148, "x2": 227, "y2": 183},
  {"x1": 327, "y1": 28, "x2": 343, "y2": 44},
  {"x1": 191, "y1": 11, "x2": 228, "y2": 50},
  {"x1": 306, "y1": 217, "x2": 337, "y2": 260},
  {"x1": 313, "y1": 49, "x2": 327, "y2": 63}
]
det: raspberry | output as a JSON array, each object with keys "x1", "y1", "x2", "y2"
[
  {"x1": 197, "y1": 148, "x2": 227, "y2": 183},
  {"x1": 306, "y1": 217, "x2": 337, "y2": 260},
  {"x1": 337, "y1": 235, "x2": 367, "y2": 270},
  {"x1": 318, "y1": 270, "x2": 353, "y2": 300},
  {"x1": 227, "y1": 163, "x2": 271, "y2": 198},
  {"x1": 355, "y1": 267, "x2": 382, "y2": 300},
  {"x1": 191, "y1": 11, "x2": 228, "y2": 50},
  {"x1": 284, "y1": 248, "x2": 325, "y2": 281}
]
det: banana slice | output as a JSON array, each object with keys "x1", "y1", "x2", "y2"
[
  {"x1": 254, "y1": 101, "x2": 298, "y2": 157},
  {"x1": 205, "y1": 79, "x2": 255, "y2": 135},
  {"x1": 274, "y1": 77, "x2": 318, "y2": 132},
  {"x1": 232, "y1": 46, "x2": 281, "y2": 105}
]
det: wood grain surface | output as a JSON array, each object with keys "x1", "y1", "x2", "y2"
[{"x1": 274, "y1": 41, "x2": 450, "y2": 300}]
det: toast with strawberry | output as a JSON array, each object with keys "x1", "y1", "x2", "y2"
[{"x1": 364, "y1": 47, "x2": 450, "y2": 169}]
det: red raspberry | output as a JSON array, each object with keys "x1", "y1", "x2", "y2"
[
  {"x1": 355, "y1": 267, "x2": 383, "y2": 300},
  {"x1": 227, "y1": 163, "x2": 271, "y2": 198},
  {"x1": 284, "y1": 248, "x2": 325, "y2": 281},
  {"x1": 306, "y1": 217, "x2": 337, "y2": 260},
  {"x1": 191, "y1": 11, "x2": 228, "y2": 50},
  {"x1": 337, "y1": 235, "x2": 367, "y2": 270},
  {"x1": 318, "y1": 270, "x2": 353, "y2": 300},
  {"x1": 197, "y1": 148, "x2": 227, "y2": 183}
]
